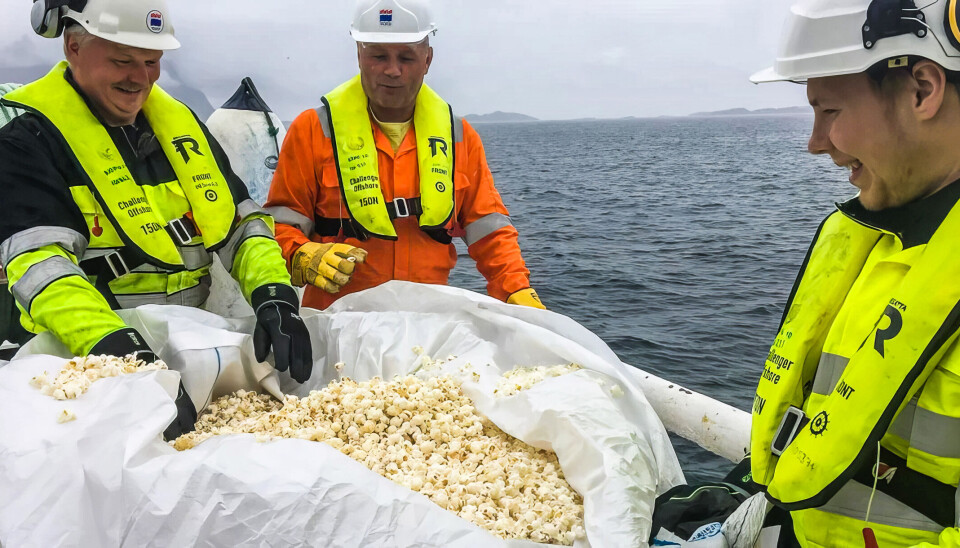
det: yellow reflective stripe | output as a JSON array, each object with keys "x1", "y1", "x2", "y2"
[
  {"x1": 10, "y1": 256, "x2": 85, "y2": 311},
  {"x1": 811, "y1": 353, "x2": 849, "y2": 396},
  {"x1": 1, "y1": 226, "x2": 88, "y2": 265},
  {"x1": 265, "y1": 205, "x2": 314, "y2": 236},
  {"x1": 463, "y1": 213, "x2": 513, "y2": 246}
]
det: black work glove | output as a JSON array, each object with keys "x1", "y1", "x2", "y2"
[
  {"x1": 89, "y1": 328, "x2": 197, "y2": 441},
  {"x1": 251, "y1": 284, "x2": 313, "y2": 383}
]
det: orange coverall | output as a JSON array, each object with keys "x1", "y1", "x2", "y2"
[{"x1": 265, "y1": 108, "x2": 532, "y2": 310}]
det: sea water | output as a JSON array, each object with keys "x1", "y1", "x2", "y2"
[{"x1": 451, "y1": 115, "x2": 850, "y2": 482}]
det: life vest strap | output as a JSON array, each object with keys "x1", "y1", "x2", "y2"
[
  {"x1": 80, "y1": 213, "x2": 200, "y2": 290},
  {"x1": 80, "y1": 249, "x2": 134, "y2": 310},
  {"x1": 166, "y1": 214, "x2": 200, "y2": 246},
  {"x1": 313, "y1": 197, "x2": 451, "y2": 244}
]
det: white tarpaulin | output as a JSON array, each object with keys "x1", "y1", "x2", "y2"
[{"x1": 0, "y1": 282, "x2": 683, "y2": 547}]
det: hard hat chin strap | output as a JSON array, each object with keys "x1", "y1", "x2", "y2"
[{"x1": 862, "y1": 0, "x2": 930, "y2": 49}]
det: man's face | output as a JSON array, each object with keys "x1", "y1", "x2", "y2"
[
  {"x1": 67, "y1": 34, "x2": 162, "y2": 127},
  {"x1": 807, "y1": 73, "x2": 919, "y2": 210},
  {"x1": 357, "y1": 42, "x2": 432, "y2": 120}
]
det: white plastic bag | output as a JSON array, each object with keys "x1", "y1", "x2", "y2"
[{"x1": 0, "y1": 282, "x2": 683, "y2": 547}]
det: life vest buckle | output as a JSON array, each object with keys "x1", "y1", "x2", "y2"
[
  {"x1": 166, "y1": 217, "x2": 194, "y2": 246},
  {"x1": 391, "y1": 197, "x2": 411, "y2": 219},
  {"x1": 771, "y1": 405, "x2": 808, "y2": 456},
  {"x1": 104, "y1": 251, "x2": 130, "y2": 280}
]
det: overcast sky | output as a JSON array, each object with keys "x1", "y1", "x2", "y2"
[{"x1": 0, "y1": 0, "x2": 808, "y2": 122}]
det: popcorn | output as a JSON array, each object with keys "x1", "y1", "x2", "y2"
[
  {"x1": 493, "y1": 363, "x2": 582, "y2": 397},
  {"x1": 31, "y1": 354, "x2": 167, "y2": 401},
  {"x1": 57, "y1": 409, "x2": 76, "y2": 423},
  {"x1": 173, "y1": 374, "x2": 585, "y2": 545}
]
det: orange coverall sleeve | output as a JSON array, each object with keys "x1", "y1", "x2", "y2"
[
  {"x1": 264, "y1": 109, "x2": 325, "y2": 269},
  {"x1": 458, "y1": 119, "x2": 532, "y2": 301}
]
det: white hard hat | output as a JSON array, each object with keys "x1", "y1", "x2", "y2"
[
  {"x1": 64, "y1": 0, "x2": 180, "y2": 50},
  {"x1": 752, "y1": 0, "x2": 960, "y2": 83},
  {"x1": 350, "y1": 0, "x2": 437, "y2": 44}
]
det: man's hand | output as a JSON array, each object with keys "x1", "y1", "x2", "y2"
[
  {"x1": 89, "y1": 328, "x2": 197, "y2": 440},
  {"x1": 163, "y1": 380, "x2": 198, "y2": 441},
  {"x1": 251, "y1": 284, "x2": 313, "y2": 383},
  {"x1": 507, "y1": 288, "x2": 546, "y2": 310},
  {"x1": 291, "y1": 242, "x2": 367, "y2": 293}
]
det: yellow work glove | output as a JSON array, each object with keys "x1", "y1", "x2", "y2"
[
  {"x1": 507, "y1": 288, "x2": 546, "y2": 309},
  {"x1": 291, "y1": 242, "x2": 367, "y2": 293}
]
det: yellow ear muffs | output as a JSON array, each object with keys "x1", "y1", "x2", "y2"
[{"x1": 944, "y1": 0, "x2": 960, "y2": 52}]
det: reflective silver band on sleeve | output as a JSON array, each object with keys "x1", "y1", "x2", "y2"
[
  {"x1": 10, "y1": 255, "x2": 87, "y2": 311},
  {"x1": 888, "y1": 396, "x2": 917, "y2": 441},
  {"x1": 463, "y1": 213, "x2": 514, "y2": 246},
  {"x1": 315, "y1": 106, "x2": 331, "y2": 138},
  {"x1": 454, "y1": 115, "x2": 464, "y2": 144},
  {"x1": 811, "y1": 353, "x2": 849, "y2": 396},
  {"x1": 114, "y1": 277, "x2": 210, "y2": 309},
  {"x1": 237, "y1": 198, "x2": 267, "y2": 220},
  {"x1": 818, "y1": 482, "x2": 943, "y2": 533},
  {"x1": 179, "y1": 244, "x2": 213, "y2": 271},
  {"x1": 265, "y1": 206, "x2": 314, "y2": 236},
  {"x1": 889, "y1": 397, "x2": 960, "y2": 459},
  {"x1": 84, "y1": 245, "x2": 210, "y2": 273},
  {"x1": 0, "y1": 226, "x2": 89, "y2": 265},
  {"x1": 217, "y1": 218, "x2": 275, "y2": 273}
]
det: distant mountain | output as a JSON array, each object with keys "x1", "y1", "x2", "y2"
[
  {"x1": 2, "y1": 65, "x2": 48, "y2": 85},
  {"x1": 689, "y1": 106, "x2": 810, "y2": 117},
  {"x1": 166, "y1": 84, "x2": 215, "y2": 120},
  {"x1": 464, "y1": 111, "x2": 538, "y2": 123}
]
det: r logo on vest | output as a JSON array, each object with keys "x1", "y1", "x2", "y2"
[
  {"x1": 172, "y1": 136, "x2": 204, "y2": 164},
  {"x1": 428, "y1": 137, "x2": 448, "y2": 157},
  {"x1": 874, "y1": 303, "x2": 904, "y2": 357}
]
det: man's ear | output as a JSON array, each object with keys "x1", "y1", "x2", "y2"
[
  {"x1": 912, "y1": 60, "x2": 948, "y2": 121},
  {"x1": 425, "y1": 47, "x2": 433, "y2": 75},
  {"x1": 63, "y1": 33, "x2": 80, "y2": 61}
]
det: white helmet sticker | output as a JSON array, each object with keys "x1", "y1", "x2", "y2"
[{"x1": 147, "y1": 10, "x2": 164, "y2": 33}]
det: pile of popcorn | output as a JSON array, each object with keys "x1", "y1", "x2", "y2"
[
  {"x1": 30, "y1": 354, "x2": 167, "y2": 400},
  {"x1": 494, "y1": 363, "x2": 583, "y2": 397},
  {"x1": 173, "y1": 374, "x2": 585, "y2": 544}
]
